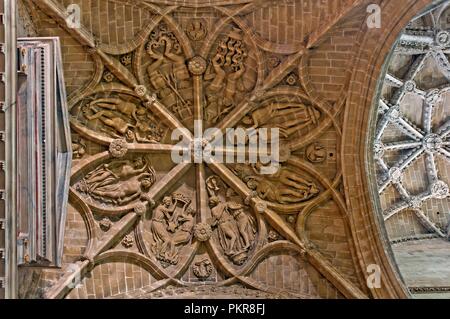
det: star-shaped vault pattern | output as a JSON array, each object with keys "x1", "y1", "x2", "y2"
[{"x1": 374, "y1": 7, "x2": 450, "y2": 239}]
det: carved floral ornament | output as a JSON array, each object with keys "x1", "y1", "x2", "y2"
[{"x1": 38, "y1": 0, "x2": 372, "y2": 299}]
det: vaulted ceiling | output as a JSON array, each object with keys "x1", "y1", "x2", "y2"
[
  {"x1": 16, "y1": 0, "x2": 449, "y2": 299},
  {"x1": 372, "y1": 2, "x2": 450, "y2": 298}
]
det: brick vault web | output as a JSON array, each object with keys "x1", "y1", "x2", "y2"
[{"x1": 374, "y1": 4, "x2": 450, "y2": 240}]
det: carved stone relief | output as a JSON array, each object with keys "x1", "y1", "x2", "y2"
[
  {"x1": 231, "y1": 164, "x2": 320, "y2": 205},
  {"x1": 148, "y1": 193, "x2": 196, "y2": 266},
  {"x1": 71, "y1": 137, "x2": 87, "y2": 159},
  {"x1": 192, "y1": 259, "x2": 213, "y2": 279},
  {"x1": 76, "y1": 156, "x2": 156, "y2": 206},
  {"x1": 76, "y1": 96, "x2": 167, "y2": 144},
  {"x1": 206, "y1": 175, "x2": 257, "y2": 265},
  {"x1": 186, "y1": 19, "x2": 208, "y2": 42},
  {"x1": 144, "y1": 23, "x2": 194, "y2": 125},
  {"x1": 204, "y1": 27, "x2": 257, "y2": 125},
  {"x1": 34, "y1": 0, "x2": 372, "y2": 300},
  {"x1": 306, "y1": 143, "x2": 327, "y2": 163}
]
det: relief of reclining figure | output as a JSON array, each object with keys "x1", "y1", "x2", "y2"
[
  {"x1": 242, "y1": 102, "x2": 321, "y2": 138},
  {"x1": 77, "y1": 156, "x2": 156, "y2": 206},
  {"x1": 232, "y1": 163, "x2": 320, "y2": 204},
  {"x1": 81, "y1": 98, "x2": 165, "y2": 143},
  {"x1": 89, "y1": 173, "x2": 155, "y2": 206},
  {"x1": 85, "y1": 97, "x2": 140, "y2": 122},
  {"x1": 82, "y1": 102, "x2": 135, "y2": 137}
]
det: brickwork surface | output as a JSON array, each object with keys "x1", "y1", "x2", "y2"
[{"x1": 15, "y1": 0, "x2": 448, "y2": 299}]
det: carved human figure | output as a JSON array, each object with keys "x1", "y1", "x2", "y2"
[
  {"x1": 232, "y1": 163, "x2": 320, "y2": 204},
  {"x1": 206, "y1": 175, "x2": 221, "y2": 197},
  {"x1": 172, "y1": 207, "x2": 196, "y2": 244},
  {"x1": 274, "y1": 169, "x2": 319, "y2": 196},
  {"x1": 146, "y1": 26, "x2": 192, "y2": 119},
  {"x1": 306, "y1": 143, "x2": 327, "y2": 163},
  {"x1": 135, "y1": 118, "x2": 165, "y2": 143},
  {"x1": 209, "y1": 196, "x2": 240, "y2": 256},
  {"x1": 150, "y1": 194, "x2": 195, "y2": 265},
  {"x1": 208, "y1": 194, "x2": 256, "y2": 266},
  {"x1": 88, "y1": 98, "x2": 139, "y2": 122},
  {"x1": 72, "y1": 138, "x2": 86, "y2": 159},
  {"x1": 146, "y1": 45, "x2": 174, "y2": 103},
  {"x1": 82, "y1": 157, "x2": 148, "y2": 192},
  {"x1": 82, "y1": 103, "x2": 134, "y2": 137},
  {"x1": 150, "y1": 196, "x2": 177, "y2": 263},
  {"x1": 227, "y1": 202, "x2": 256, "y2": 250},
  {"x1": 90, "y1": 173, "x2": 154, "y2": 205},
  {"x1": 242, "y1": 102, "x2": 321, "y2": 138},
  {"x1": 204, "y1": 28, "x2": 248, "y2": 124},
  {"x1": 166, "y1": 207, "x2": 196, "y2": 262},
  {"x1": 252, "y1": 179, "x2": 315, "y2": 204},
  {"x1": 259, "y1": 164, "x2": 319, "y2": 203}
]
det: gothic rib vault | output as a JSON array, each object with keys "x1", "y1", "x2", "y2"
[
  {"x1": 375, "y1": 3, "x2": 450, "y2": 241},
  {"x1": 15, "y1": 0, "x2": 449, "y2": 299},
  {"x1": 372, "y1": 2, "x2": 450, "y2": 296}
]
